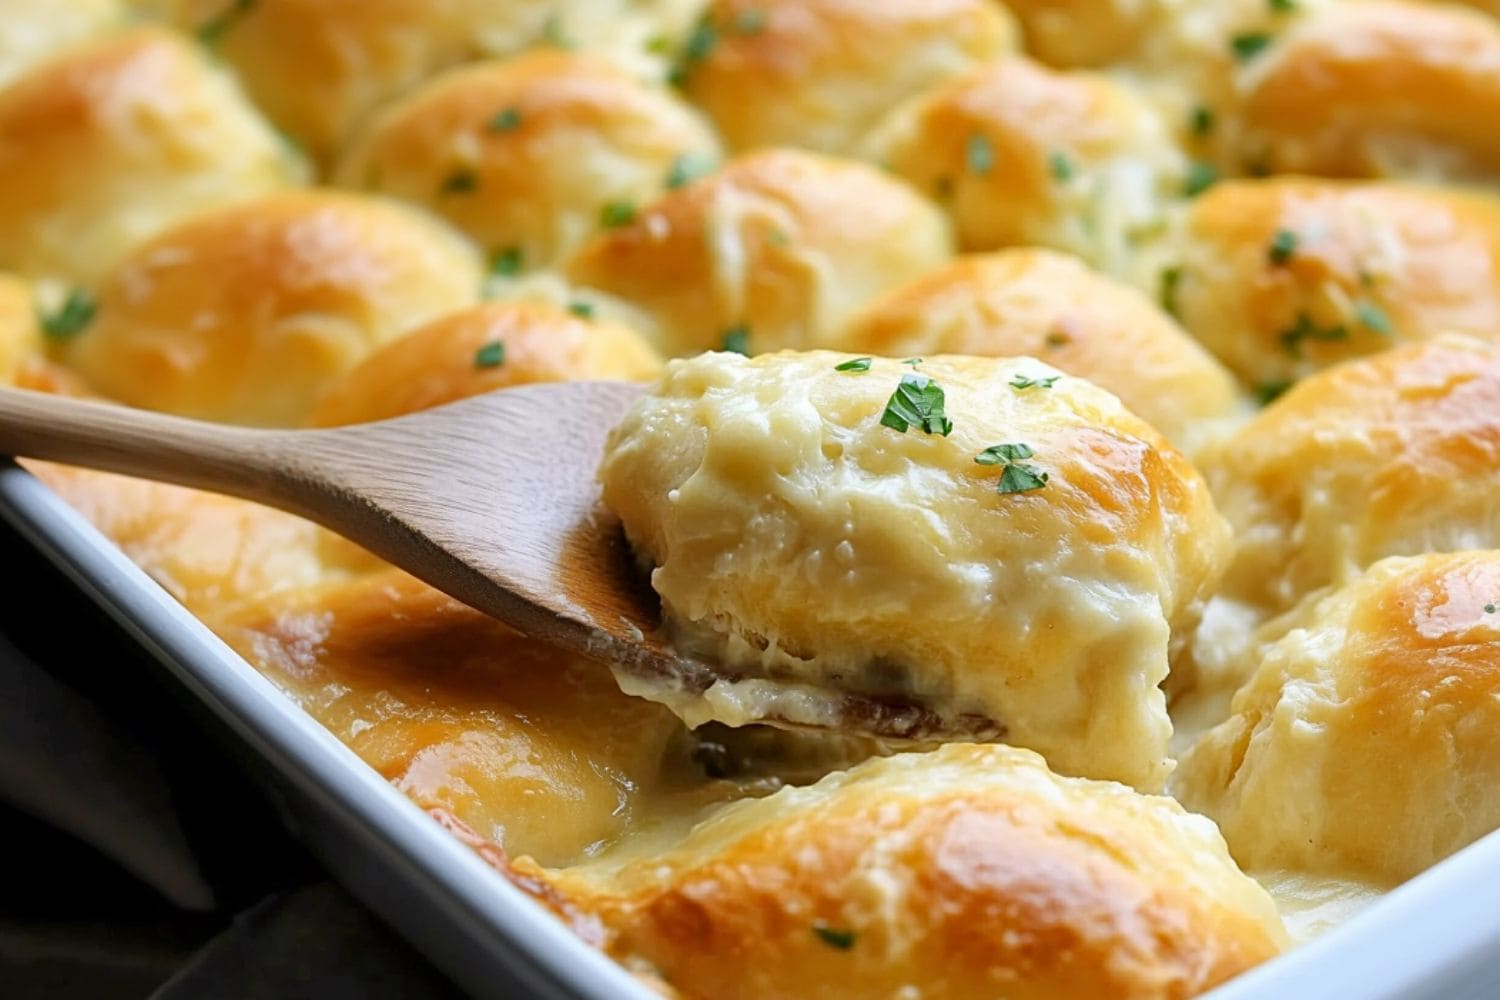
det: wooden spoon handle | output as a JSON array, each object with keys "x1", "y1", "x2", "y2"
[{"x1": 0, "y1": 388, "x2": 287, "y2": 500}]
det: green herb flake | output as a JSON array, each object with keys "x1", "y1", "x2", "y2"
[
  {"x1": 488, "y1": 246, "x2": 523, "y2": 277},
  {"x1": 880, "y1": 373, "x2": 953, "y2": 436},
  {"x1": 1268, "y1": 229, "x2": 1298, "y2": 265},
  {"x1": 965, "y1": 133, "x2": 996, "y2": 176},
  {"x1": 197, "y1": 0, "x2": 255, "y2": 47},
  {"x1": 1047, "y1": 150, "x2": 1074, "y2": 182},
  {"x1": 1254, "y1": 379, "x2": 1293, "y2": 406},
  {"x1": 1355, "y1": 300, "x2": 1393, "y2": 336},
  {"x1": 666, "y1": 151, "x2": 715, "y2": 189},
  {"x1": 488, "y1": 107, "x2": 522, "y2": 132},
  {"x1": 813, "y1": 925, "x2": 856, "y2": 950},
  {"x1": 1278, "y1": 312, "x2": 1347, "y2": 357},
  {"x1": 1009, "y1": 373, "x2": 1061, "y2": 391},
  {"x1": 474, "y1": 341, "x2": 506, "y2": 369},
  {"x1": 1045, "y1": 330, "x2": 1070, "y2": 349},
  {"x1": 37, "y1": 289, "x2": 97, "y2": 340},
  {"x1": 568, "y1": 301, "x2": 595, "y2": 320},
  {"x1": 1159, "y1": 266, "x2": 1183, "y2": 319},
  {"x1": 439, "y1": 169, "x2": 478, "y2": 196},
  {"x1": 600, "y1": 200, "x2": 637, "y2": 228},
  {"x1": 1190, "y1": 105, "x2": 1215, "y2": 137},
  {"x1": 542, "y1": 14, "x2": 574, "y2": 49},
  {"x1": 734, "y1": 8, "x2": 767, "y2": 33},
  {"x1": 1269, "y1": 0, "x2": 1296, "y2": 11},
  {"x1": 901, "y1": 357, "x2": 923, "y2": 367},
  {"x1": 646, "y1": 34, "x2": 674, "y2": 55},
  {"x1": 1231, "y1": 32, "x2": 1274, "y2": 61},
  {"x1": 975, "y1": 443, "x2": 1049, "y2": 494},
  {"x1": 834, "y1": 357, "x2": 872, "y2": 373},
  {"x1": 669, "y1": 19, "x2": 718, "y2": 85},
  {"x1": 1486, "y1": 603, "x2": 1496, "y2": 614},
  {"x1": 719, "y1": 325, "x2": 751, "y2": 355},
  {"x1": 1182, "y1": 161, "x2": 1219, "y2": 197}
]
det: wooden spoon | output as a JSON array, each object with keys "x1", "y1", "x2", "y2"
[{"x1": 0, "y1": 385, "x2": 1000, "y2": 742}]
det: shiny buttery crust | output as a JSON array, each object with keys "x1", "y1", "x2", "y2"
[
  {"x1": 547, "y1": 744, "x2": 1287, "y2": 1000},
  {"x1": 0, "y1": 26, "x2": 300, "y2": 285},
  {"x1": 835, "y1": 249, "x2": 1244, "y2": 453},
  {"x1": 0, "y1": 0, "x2": 121, "y2": 86},
  {"x1": 599, "y1": 351, "x2": 1229, "y2": 789},
  {"x1": 335, "y1": 51, "x2": 719, "y2": 268},
  {"x1": 565, "y1": 148, "x2": 953, "y2": 357},
  {"x1": 1178, "y1": 551, "x2": 1500, "y2": 883},
  {"x1": 66, "y1": 190, "x2": 482, "y2": 426}
]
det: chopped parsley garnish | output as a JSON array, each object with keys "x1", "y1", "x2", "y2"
[
  {"x1": 965, "y1": 133, "x2": 996, "y2": 176},
  {"x1": 1231, "y1": 32, "x2": 1274, "y2": 60},
  {"x1": 901, "y1": 357, "x2": 923, "y2": 367},
  {"x1": 1486, "y1": 604, "x2": 1497, "y2": 614},
  {"x1": 881, "y1": 373, "x2": 953, "y2": 436},
  {"x1": 1047, "y1": 150, "x2": 1074, "y2": 182},
  {"x1": 719, "y1": 325, "x2": 751, "y2": 355},
  {"x1": 568, "y1": 300, "x2": 595, "y2": 319},
  {"x1": 1279, "y1": 312, "x2": 1347, "y2": 356},
  {"x1": 439, "y1": 169, "x2": 478, "y2": 196},
  {"x1": 669, "y1": 18, "x2": 718, "y2": 85},
  {"x1": 734, "y1": 8, "x2": 767, "y2": 33},
  {"x1": 1254, "y1": 379, "x2": 1293, "y2": 406},
  {"x1": 1159, "y1": 266, "x2": 1183, "y2": 319},
  {"x1": 1182, "y1": 161, "x2": 1219, "y2": 197},
  {"x1": 1190, "y1": 106, "x2": 1215, "y2": 136},
  {"x1": 813, "y1": 925, "x2": 856, "y2": 950},
  {"x1": 600, "y1": 200, "x2": 637, "y2": 228},
  {"x1": 541, "y1": 14, "x2": 574, "y2": 48},
  {"x1": 975, "y1": 443, "x2": 1049, "y2": 494},
  {"x1": 834, "y1": 357, "x2": 872, "y2": 373},
  {"x1": 488, "y1": 246, "x2": 523, "y2": 277},
  {"x1": 1355, "y1": 300, "x2": 1392, "y2": 336},
  {"x1": 488, "y1": 107, "x2": 522, "y2": 132},
  {"x1": 197, "y1": 0, "x2": 255, "y2": 46},
  {"x1": 1269, "y1": 0, "x2": 1296, "y2": 11},
  {"x1": 766, "y1": 227, "x2": 790, "y2": 247},
  {"x1": 37, "y1": 289, "x2": 97, "y2": 340},
  {"x1": 666, "y1": 151, "x2": 715, "y2": 189},
  {"x1": 1045, "y1": 330, "x2": 1071, "y2": 348},
  {"x1": 1009, "y1": 373, "x2": 1061, "y2": 390},
  {"x1": 1268, "y1": 229, "x2": 1298, "y2": 265},
  {"x1": 474, "y1": 341, "x2": 506, "y2": 369}
]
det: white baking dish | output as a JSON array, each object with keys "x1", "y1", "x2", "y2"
[{"x1": 3, "y1": 457, "x2": 1498, "y2": 1000}]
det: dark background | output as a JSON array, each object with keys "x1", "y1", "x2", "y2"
[{"x1": 0, "y1": 518, "x2": 463, "y2": 998}]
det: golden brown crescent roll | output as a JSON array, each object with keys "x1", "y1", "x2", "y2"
[
  {"x1": 167, "y1": 0, "x2": 640, "y2": 164},
  {"x1": 0, "y1": 26, "x2": 301, "y2": 286},
  {"x1": 1178, "y1": 550, "x2": 1500, "y2": 884},
  {"x1": 66, "y1": 190, "x2": 482, "y2": 427},
  {"x1": 1238, "y1": 1, "x2": 1500, "y2": 180},
  {"x1": 335, "y1": 51, "x2": 719, "y2": 269},
  {"x1": 836, "y1": 250, "x2": 1244, "y2": 453},
  {"x1": 0, "y1": 274, "x2": 39, "y2": 386},
  {"x1": 672, "y1": 0, "x2": 1016, "y2": 155},
  {"x1": 0, "y1": 0, "x2": 121, "y2": 86},
  {"x1": 866, "y1": 57, "x2": 1181, "y2": 273},
  {"x1": 1164, "y1": 179, "x2": 1500, "y2": 389},
  {"x1": 599, "y1": 351, "x2": 1229, "y2": 789},
  {"x1": 546, "y1": 744, "x2": 1286, "y2": 1000},
  {"x1": 998, "y1": 0, "x2": 1153, "y2": 67},
  {"x1": 565, "y1": 149, "x2": 952, "y2": 357},
  {"x1": 308, "y1": 300, "x2": 661, "y2": 427},
  {"x1": 1194, "y1": 336, "x2": 1500, "y2": 640},
  {"x1": 216, "y1": 569, "x2": 687, "y2": 867}
]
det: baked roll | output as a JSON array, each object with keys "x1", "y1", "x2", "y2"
[
  {"x1": 66, "y1": 190, "x2": 482, "y2": 427},
  {"x1": 598, "y1": 351, "x2": 1229, "y2": 789},
  {"x1": 865, "y1": 57, "x2": 1181, "y2": 274},
  {"x1": 1238, "y1": 1, "x2": 1500, "y2": 180},
  {"x1": 835, "y1": 249, "x2": 1244, "y2": 454},
  {"x1": 308, "y1": 300, "x2": 661, "y2": 427},
  {"x1": 1178, "y1": 550, "x2": 1500, "y2": 884},
  {"x1": 545, "y1": 743, "x2": 1286, "y2": 1000},
  {"x1": 166, "y1": 0, "x2": 640, "y2": 164},
  {"x1": 335, "y1": 51, "x2": 718, "y2": 270},
  {"x1": 0, "y1": 0, "x2": 120, "y2": 86},
  {"x1": 217, "y1": 569, "x2": 688, "y2": 867},
  {"x1": 1183, "y1": 336, "x2": 1500, "y2": 700},
  {"x1": 672, "y1": 0, "x2": 1016, "y2": 155},
  {"x1": 566, "y1": 149, "x2": 952, "y2": 358},
  {"x1": 1164, "y1": 179, "x2": 1500, "y2": 389},
  {"x1": 0, "y1": 26, "x2": 300, "y2": 285}
]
